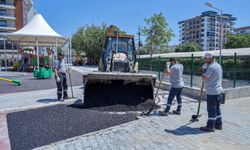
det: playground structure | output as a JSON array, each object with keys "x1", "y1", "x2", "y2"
[
  {"x1": 17, "y1": 47, "x2": 53, "y2": 78},
  {"x1": 1, "y1": 14, "x2": 68, "y2": 79},
  {"x1": 18, "y1": 48, "x2": 50, "y2": 71},
  {"x1": 0, "y1": 77, "x2": 21, "y2": 85}
]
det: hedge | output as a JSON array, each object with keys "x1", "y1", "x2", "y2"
[{"x1": 138, "y1": 56, "x2": 250, "y2": 80}]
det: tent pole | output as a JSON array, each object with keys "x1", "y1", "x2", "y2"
[
  {"x1": 36, "y1": 37, "x2": 39, "y2": 70},
  {"x1": 17, "y1": 44, "x2": 19, "y2": 61},
  {"x1": 12, "y1": 42, "x2": 14, "y2": 65},
  {"x1": 51, "y1": 44, "x2": 54, "y2": 66},
  {"x1": 67, "y1": 38, "x2": 69, "y2": 64},
  {"x1": 3, "y1": 37, "x2": 7, "y2": 71},
  {"x1": 55, "y1": 38, "x2": 58, "y2": 58},
  {"x1": 70, "y1": 37, "x2": 72, "y2": 64}
]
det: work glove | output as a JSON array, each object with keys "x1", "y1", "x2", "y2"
[
  {"x1": 166, "y1": 62, "x2": 171, "y2": 70},
  {"x1": 56, "y1": 77, "x2": 60, "y2": 82},
  {"x1": 202, "y1": 63, "x2": 208, "y2": 74},
  {"x1": 66, "y1": 67, "x2": 71, "y2": 74}
]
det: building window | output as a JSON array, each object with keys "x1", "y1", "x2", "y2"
[
  {"x1": 0, "y1": 0, "x2": 6, "y2": 5},
  {"x1": 0, "y1": 20, "x2": 7, "y2": 27},
  {"x1": 0, "y1": 9, "x2": 6, "y2": 16}
]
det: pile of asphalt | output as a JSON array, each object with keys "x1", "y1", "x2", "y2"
[
  {"x1": 7, "y1": 105, "x2": 137, "y2": 150},
  {"x1": 70, "y1": 98, "x2": 160, "y2": 112},
  {"x1": 83, "y1": 81, "x2": 154, "y2": 108}
]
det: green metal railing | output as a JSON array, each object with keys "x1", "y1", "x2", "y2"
[{"x1": 138, "y1": 53, "x2": 250, "y2": 89}]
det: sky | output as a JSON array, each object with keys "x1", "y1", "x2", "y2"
[{"x1": 33, "y1": 0, "x2": 250, "y2": 45}]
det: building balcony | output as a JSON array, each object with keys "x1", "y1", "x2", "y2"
[
  {"x1": 0, "y1": 21, "x2": 16, "y2": 32},
  {"x1": 0, "y1": 0, "x2": 15, "y2": 10},
  {"x1": 0, "y1": 4, "x2": 15, "y2": 10},
  {"x1": 0, "y1": 0, "x2": 14, "y2": 5},
  {"x1": 0, "y1": 26, "x2": 16, "y2": 31},
  {"x1": 0, "y1": 12, "x2": 15, "y2": 20}
]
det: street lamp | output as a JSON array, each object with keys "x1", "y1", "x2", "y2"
[{"x1": 205, "y1": 2, "x2": 223, "y2": 64}]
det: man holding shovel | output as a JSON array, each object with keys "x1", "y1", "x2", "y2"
[
  {"x1": 159, "y1": 58, "x2": 184, "y2": 116},
  {"x1": 53, "y1": 53, "x2": 69, "y2": 101},
  {"x1": 200, "y1": 52, "x2": 224, "y2": 132}
]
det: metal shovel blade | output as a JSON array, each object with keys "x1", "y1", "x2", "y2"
[{"x1": 190, "y1": 114, "x2": 202, "y2": 122}]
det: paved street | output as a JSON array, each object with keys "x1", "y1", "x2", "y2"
[{"x1": 0, "y1": 70, "x2": 82, "y2": 94}]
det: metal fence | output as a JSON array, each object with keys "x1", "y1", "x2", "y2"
[{"x1": 138, "y1": 52, "x2": 250, "y2": 89}]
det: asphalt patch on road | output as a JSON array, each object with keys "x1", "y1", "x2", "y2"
[{"x1": 7, "y1": 105, "x2": 137, "y2": 150}]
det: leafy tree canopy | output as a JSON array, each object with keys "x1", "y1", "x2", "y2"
[
  {"x1": 142, "y1": 12, "x2": 174, "y2": 56},
  {"x1": 175, "y1": 42, "x2": 202, "y2": 52}
]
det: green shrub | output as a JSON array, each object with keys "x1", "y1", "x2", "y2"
[{"x1": 138, "y1": 56, "x2": 250, "y2": 80}]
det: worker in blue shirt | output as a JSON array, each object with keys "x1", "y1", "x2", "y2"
[
  {"x1": 53, "y1": 53, "x2": 69, "y2": 101},
  {"x1": 159, "y1": 58, "x2": 184, "y2": 116},
  {"x1": 200, "y1": 52, "x2": 224, "y2": 132}
]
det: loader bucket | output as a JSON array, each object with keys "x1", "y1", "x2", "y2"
[{"x1": 83, "y1": 72, "x2": 156, "y2": 108}]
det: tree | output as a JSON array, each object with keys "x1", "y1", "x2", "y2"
[
  {"x1": 175, "y1": 42, "x2": 202, "y2": 52},
  {"x1": 72, "y1": 24, "x2": 107, "y2": 64},
  {"x1": 142, "y1": 13, "x2": 174, "y2": 57},
  {"x1": 72, "y1": 24, "x2": 126, "y2": 64},
  {"x1": 225, "y1": 33, "x2": 250, "y2": 49}
]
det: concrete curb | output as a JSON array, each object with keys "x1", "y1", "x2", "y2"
[
  {"x1": 0, "y1": 113, "x2": 11, "y2": 150},
  {"x1": 156, "y1": 81, "x2": 250, "y2": 101},
  {"x1": 0, "y1": 98, "x2": 79, "y2": 114}
]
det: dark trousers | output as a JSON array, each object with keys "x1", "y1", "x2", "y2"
[
  {"x1": 165, "y1": 87, "x2": 183, "y2": 112},
  {"x1": 56, "y1": 73, "x2": 68, "y2": 99},
  {"x1": 207, "y1": 93, "x2": 223, "y2": 128}
]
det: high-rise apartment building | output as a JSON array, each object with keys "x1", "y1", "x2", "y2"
[
  {"x1": 179, "y1": 11, "x2": 236, "y2": 51},
  {"x1": 234, "y1": 26, "x2": 250, "y2": 34},
  {"x1": 0, "y1": 0, "x2": 16, "y2": 32},
  {"x1": 0, "y1": 0, "x2": 36, "y2": 51},
  {"x1": 14, "y1": 0, "x2": 36, "y2": 30},
  {"x1": 0, "y1": 0, "x2": 36, "y2": 32}
]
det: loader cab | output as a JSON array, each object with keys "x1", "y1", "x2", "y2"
[{"x1": 101, "y1": 35, "x2": 136, "y2": 72}]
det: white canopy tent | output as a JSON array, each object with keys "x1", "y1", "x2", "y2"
[{"x1": 2, "y1": 14, "x2": 69, "y2": 71}]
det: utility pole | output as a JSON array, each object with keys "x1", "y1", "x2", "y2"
[
  {"x1": 205, "y1": 2, "x2": 223, "y2": 64},
  {"x1": 137, "y1": 26, "x2": 142, "y2": 48}
]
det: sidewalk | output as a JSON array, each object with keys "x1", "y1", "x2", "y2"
[
  {"x1": 36, "y1": 96, "x2": 250, "y2": 150},
  {"x1": 0, "y1": 86, "x2": 83, "y2": 113}
]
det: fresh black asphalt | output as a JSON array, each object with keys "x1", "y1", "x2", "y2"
[
  {"x1": 0, "y1": 70, "x2": 82, "y2": 94},
  {"x1": 73, "y1": 99, "x2": 160, "y2": 112},
  {"x1": 7, "y1": 105, "x2": 137, "y2": 150}
]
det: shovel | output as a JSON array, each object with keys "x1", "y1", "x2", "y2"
[
  {"x1": 190, "y1": 81, "x2": 204, "y2": 122},
  {"x1": 67, "y1": 68, "x2": 75, "y2": 98},
  {"x1": 142, "y1": 63, "x2": 169, "y2": 116}
]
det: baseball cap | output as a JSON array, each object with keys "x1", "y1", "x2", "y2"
[{"x1": 203, "y1": 51, "x2": 214, "y2": 59}]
